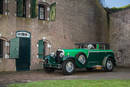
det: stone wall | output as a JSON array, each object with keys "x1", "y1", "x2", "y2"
[
  {"x1": 110, "y1": 8, "x2": 130, "y2": 66},
  {"x1": 0, "y1": 0, "x2": 108, "y2": 71}
]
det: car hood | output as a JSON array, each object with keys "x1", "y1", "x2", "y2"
[
  {"x1": 63, "y1": 49, "x2": 88, "y2": 52},
  {"x1": 62, "y1": 49, "x2": 88, "y2": 57}
]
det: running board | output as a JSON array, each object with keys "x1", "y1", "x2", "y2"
[{"x1": 93, "y1": 65, "x2": 103, "y2": 70}]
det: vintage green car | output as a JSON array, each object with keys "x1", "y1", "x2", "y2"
[{"x1": 43, "y1": 42, "x2": 116, "y2": 75}]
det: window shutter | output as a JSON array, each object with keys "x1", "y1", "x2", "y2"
[
  {"x1": 0, "y1": 39, "x2": 3, "y2": 58},
  {"x1": 49, "y1": 2, "x2": 56, "y2": 21},
  {"x1": 0, "y1": 0, "x2": 3, "y2": 14},
  {"x1": 17, "y1": 0, "x2": 23, "y2": 17},
  {"x1": 38, "y1": 40, "x2": 45, "y2": 59},
  {"x1": 31, "y1": 0, "x2": 36, "y2": 18},
  {"x1": 10, "y1": 38, "x2": 19, "y2": 59}
]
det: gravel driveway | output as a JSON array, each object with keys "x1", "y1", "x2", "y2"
[{"x1": 0, "y1": 67, "x2": 130, "y2": 87}]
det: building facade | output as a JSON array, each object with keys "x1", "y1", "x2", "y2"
[{"x1": 0, "y1": 0, "x2": 108, "y2": 72}]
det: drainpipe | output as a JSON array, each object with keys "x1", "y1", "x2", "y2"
[{"x1": 104, "y1": 8, "x2": 111, "y2": 43}]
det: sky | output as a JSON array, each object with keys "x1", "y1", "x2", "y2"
[{"x1": 100, "y1": 0, "x2": 130, "y2": 8}]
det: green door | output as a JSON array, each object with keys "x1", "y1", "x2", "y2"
[
  {"x1": 10, "y1": 31, "x2": 31, "y2": 71},
  {"x1": 16, "y1": 38, "x2": 31, "y2": 71}
]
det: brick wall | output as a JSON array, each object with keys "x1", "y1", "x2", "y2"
[
  {"x1": 110, "y1": 8, "x2": 130, "y2": 66},
  {"x1": 0, "y1": 0, "x2": 108, "y2": 71}
]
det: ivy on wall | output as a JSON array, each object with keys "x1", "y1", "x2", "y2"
[
  {"x1": 105, "y1": 4, "x2": 130, "y2": 13},
  {"x1": 49, "y1": 2, "x2": 56, "y2": 21}
]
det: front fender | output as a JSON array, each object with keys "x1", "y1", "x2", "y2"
[
  {"x1": 45, "y1": 55, "x2": 51, "y2": 59},
  {"x1": 62, "y1": 56, "x2": 85, "y2": 68},
  {"x1": 44, "y1": 55, "x2": 56, "y2": 64}
]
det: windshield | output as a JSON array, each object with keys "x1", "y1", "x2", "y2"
[{"x1": 75, "y1": 44, "x2": 96, "y2": 49}]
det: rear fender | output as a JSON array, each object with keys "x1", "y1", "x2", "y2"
[{"x1": 102, "y1": 55, "x2": 116, "y2": 67}]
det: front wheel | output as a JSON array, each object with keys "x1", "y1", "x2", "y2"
[
  {"x1": 62, "y1": 59, "x2": 75, "y2": 75},
  {"x1": 104, "y1": 58, "x2": 114, "y2": 72}
]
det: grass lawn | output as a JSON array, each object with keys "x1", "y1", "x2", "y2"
[{"x1": 8, "y1": 80, "x2": 130, "y2": 87}]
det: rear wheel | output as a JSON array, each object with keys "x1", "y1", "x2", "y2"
[
  {"x1": 62, "y1": 59, "x2": 75, "y2": 75},
  {"x1": 104, "y1": 58, "x2": 114, "y2": 72}
]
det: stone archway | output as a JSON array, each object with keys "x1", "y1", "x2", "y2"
[{"x1": 0, "y1": 36, "x2": 9, "y2": 59}]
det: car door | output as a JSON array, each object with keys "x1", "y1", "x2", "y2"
[
  {"x1": 96, "y1": 44, "x2": 106, "y2": 65},
  {"x1": 87, "y1": 49, "x2": 99, "y2": 67},
  {"x1": 96, "y1": 50, "x2": 106, "y2": 65}
]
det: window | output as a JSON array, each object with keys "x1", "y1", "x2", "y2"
[
  {"x1": 38, "y1": 2, "x2": 49, "y2": 20},
  {"x1": 0, "y1": 39, "x2": 3, "y2": 58},
  {"x1": 99, "y1": 44, "x2": 105, "y2": 50},
  {"x1": 17, "y1": 0, "x2": 26, "y2": 17},
  {"x1": 39, "y1": 4, "x2": 46, "y2": 20},
  {"x1": 38, "y1": 2, "x2": 56, "y2": 21},
  {"x1": 0, "y1": 0, "x2": 3, "y2": 14},
  {"x1": 30, "y1": 0, "x2": 36, "y2": 18},
  {"x1": 99, "y1": 44, "x2": 109, "y2": 50}
]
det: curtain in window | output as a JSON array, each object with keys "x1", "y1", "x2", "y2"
[
  {"x1": 31, "y1": 0, "x2": 36, "y2": 18},
  {"x1": 50, "y1": 2, "x2": 56, "y2": 21},
  {"x1": 17, "y1": 0, "x2": 23, "y2": 17}
]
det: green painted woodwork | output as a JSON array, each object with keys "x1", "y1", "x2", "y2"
[
  {"x1": 44, "y1": 43, "x2": 115, "y2": 69},
  {"x1": 38, "y1": 40, "x2": 45, "y2": 59},
  {"x1": 16, "y1": 38, "x2": 31, "y2": 71},
  {"x1": 31, "y1": 0, "x2": 37, "y2": 18},
  {"x1": 10, "y1": 31, "x2": 31, "y2": 71},
  {"x1": 50, "y1": 2, "x2": 56, "y2": 21},
  {"x1": 0, "y1": 0, "x2": 3, "y2": 14},
  {"x1": 0, "y1": 39, "x2": 3, "y2": 58},
  {"x1": 10, "y1": 38, "x2": 20, "y2": 59},
  {"x1": 16, "y1": 31, "x2": 31, "y2": 38},
  {"x1": 17, "y1": 0, "x2": 26, "y2": 17},
  {"x1": 17, "y1": 0, "x2": 23, "y2": 17}
]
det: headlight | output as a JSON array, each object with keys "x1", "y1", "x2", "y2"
[
  {"x1": 59, "y1": 50, "x2": 64, "y2": 57},
  {"x1": 59, "y1": 52, "x2": 64, "y2": 57},
  {"x1": 50, "y1": 52, "x2": 55, "y2": 57},
  {"x1": 57, "y1": 49, "x2": 64, "y2": 58}
]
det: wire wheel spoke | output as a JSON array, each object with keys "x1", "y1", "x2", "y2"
[
  {"x1": 66, "y1": 61, "x2": 74, "y2": 73},
  {"x1": 78, "y1": 55, "x2": 86, "y2": 64},
  {"x1": 107, "y1": 60, "x2": 113, "y2": 70}
]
